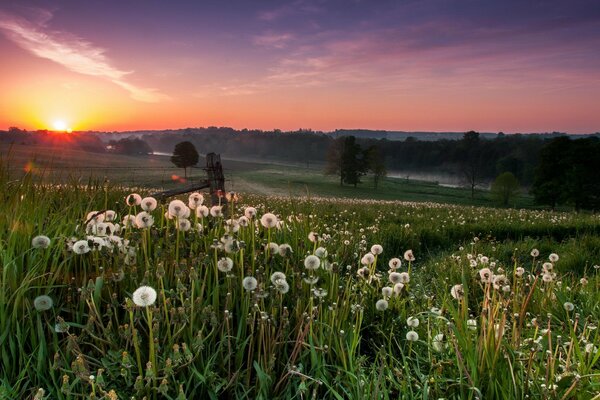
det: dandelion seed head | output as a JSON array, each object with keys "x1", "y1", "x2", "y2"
[
  {"x1": 370, "y1": 244, "x2": 383, "y2": 255},
  {"x1": 217, "y1": 257, "x2": 234, "y2": 273},
  {"x1": 242, "y1": 276, "x2": 258, "y2": 291},
  {"x1": 406, "y1": 330, "x2": 419, "y2": 341},
  {"x1": 375, "y1": 299, "x2": 388, "y2": 311},
  {"x1": 141, "y1": 197, "x2": 157, "y2": 212},
  {"x1": 31, "y1": 235, "x2": 51, "y2": 249},
  {"x1": 126, "y1": 193, "x2": 142, "y2": 206},
  {"x1": 34, "y1": 295, "x2": 53, "y2": 311},
  {"x1": 260, "y1": 213, "x2": 278, "y2": 228},
  {"x1": 132, "y1": 286, "x2": 157, "y2": 307},
  {"x1": 304, "y1": 255, "x2": 321, "y2": 270}
]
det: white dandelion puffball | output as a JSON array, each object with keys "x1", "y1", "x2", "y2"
[
  {"x1": 398, "y1": 272, "x2": 410, "y2": 284},
  {"x1": 188, "y1": 192, "x2": 204, "y2": 209},
  {"x1": 34, "y1": 295, "x2": 53, "y2": 311},
  {"x1": 404, "y1": 249, "x2": 415, "y2": 262},
  {"x1": 196, "y1": 205, "x2": 209, "y2": 218},
  {"x1": 315, "y1": 247, "x2": 328, "y2": 258},
  {"x1": 132, "y1": 286, "x2": 157, "y2": 307},
  {"x1": 361, "y1": 253, "x2": 375, "y2": 265},
  {"x1": 479, "y1": 268, "x2": 493, "y2": 283},
  {"x1": 141, "y1": 197, "x2": 157, "y2": 212},
  {"x1": 73, "y1": 240, "x2": 90, "y2": 255},
  {"x1": 135, "y1": 212, "x2": 154, "y2": 229},
  {"x1": 542, "y1": 262, "x2": 553, "y2": 273},
  {"x1": 388, "y1": 258, "x2": 402, "y2": 270},
  {"x1": 260, "y1": 213, "x2": 278, "y2": 228},
  {"x1": 389, "y1": 272, "x2": 402, "y2": 284},
  {"x1": 370, "y1": 244, "x2": 383, "y2": 255},
  {"x1": 406, "y1": 331, "x2": 419, "y2": 341},
  {"x1": 225, "y1": 219, "x2": 240, "y2": 233},
  {"x1": 270, "y1": 271, "x2": 286, "y2": 285},
  {"x1": 530, "y1": 249, "x2": 539, "y2": 257},
  {"x1": 168, "y1": 200, "x2": 188, "y2": 218},
  {"x1": 126, "y1": 193, "x2": 142, "y2": 206},
  {"x1": 242, "y1": 276, "x2": 258, "y2": 291},
  {"x1": 266, "y1": 242, "x2": 279, "y2": 254},
  {"x1": 432, "y1": 333, "x2": 445, "y2": 352},
  {"x1": 105, "y1": 210, "x2": 116, "y2": 222},
  {"x1": 304, "y1": 255, "x2": 321, "y2": 270},
  {"x1": 274, "y1": 278, "x2": 290, "y2": 294},
  {"x1": 407, "y1": 316, "x2": 420, "y2": 328},
  {"x1": 563, "y1": 302, "x2": 574, "y2": 312},
  {"x1": 177, "y1": 219, "x2": 192, "y2": 231},
  {"x1": 238, "y1": 216, "x2": 250, "y2": 227},
  {"x1": 86, "y1": 211, "x2": 105, "y2": 224},
  {"x1": 210, "y1": 205, "x2": 223, "y2": 218},
  {"x1": 32, "y1": 235, "x2": 51, "y2": 249},
  {"x1": 451, "y1": 284, "x2": 464, "y2": 300},
  {"x1": 375, "y1": 299, "x2": 389, "y2": 311},
  {"x1": 393, "y1": 282, "x2": 404, "y2": 295},
  {"x1": 122, "y1": 215, "x2": 136, "y2": 227},
  {"x1": 549, "y1": 253, "x2": 559, "y2": 262},
  {"x1": 467, "y1": 319, "x2": 477, "y2": 330},
  {"x1": 382, "y1": 286, "x2": 393, "y2": 298},
  {"x1": 244, "y1": 207, "x2": 257, "y2": 219},
  {"x1": 515, "y1": 267, "x2": 525, "y2": 277},
  {"x1": 278, "y1": 244, "x2": 293, "y2": 257},
  {"x1": 217, "y1": 257, "x2": 234, "y2": 273}
]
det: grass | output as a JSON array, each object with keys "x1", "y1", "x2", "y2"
[{"x1": 0, "y1": 157, "x2": 599, "y2": 398}]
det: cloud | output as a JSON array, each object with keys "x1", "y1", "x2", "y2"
[
  {"x1": 253, "y1": 32, "x2": 294, "y2": 49},
  {"x1": 0, "y1": 9, "x2": 169, "y2": 102}
]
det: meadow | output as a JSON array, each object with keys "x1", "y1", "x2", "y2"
[{"x1": 1, "y1": 152, "x2": 599, "y2": 399}]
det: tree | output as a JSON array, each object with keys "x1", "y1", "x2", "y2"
[
  {"x1": 459, "y1": 131, "x2": 485, "y2": 199},
  {"x1": 171, "y1": 141, "x2": 199, "y2": 178},
  {"x1": 340, "y1": 136, "x2": 366, "y2": 187},
  {"x1": 491, "y1": 172, "x2": 520, "y2": 207},
  {"x1": 365, "y1": 145, "x2": 387, "y2": 189},
  {"x1": 531, "y1": 137, "x2": 570, "y2": 209},
  {"x1": 325, "y1": 137, "x2": 345, "y2": 185}
]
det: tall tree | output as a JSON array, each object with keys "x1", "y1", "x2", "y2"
[
  {"x1": 531, "y1": 136, "x2": 570, "y2": 209},
  {"x1": 491, "y1": 172, "x2": 520, "y2": 207},
  {"x1": 325, "y1": 137, "x2": 345, "y2": 185},
  {"x1": 171, "y1": 141, "x2": 199, "y2": 178},
  {"x1": 340, "y1": 136, "x2": 366, "y2": 187},
  {"x1": 459, "y1": 131, "x2": 485, "y2": 199},
  {"x1": 365, "y1": 145, "x2": 387, "y2": 189}
]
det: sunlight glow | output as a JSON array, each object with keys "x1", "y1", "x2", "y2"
[{"x1": 52, "y1": 120, "x2": 72, "y2": 132}]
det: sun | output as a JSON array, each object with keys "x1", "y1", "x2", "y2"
[{"x1": 52, "y1": 120, "x2": 72, "y2": 133}]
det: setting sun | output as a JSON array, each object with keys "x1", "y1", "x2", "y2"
[{"x1": 52, "y1": 120, "x2": 72, "y2": 133}]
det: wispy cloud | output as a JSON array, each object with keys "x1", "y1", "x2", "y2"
[
  {"x1": 0, "y1": 9, "x2": 169, "y2": 102},
  {"x1": 253, "y1": 32, "x2": 294, "y2": 49}
]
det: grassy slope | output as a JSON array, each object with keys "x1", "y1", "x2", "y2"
[{"x1": 1, "y1": 142, "x2": 534, "y2": 207}]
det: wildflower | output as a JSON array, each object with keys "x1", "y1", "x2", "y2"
[
  {"x1": 432, "y1": 333, "x2": 445, "y2": 352},
  {"x1": 260, "y1": 213, "x2": 278, "y2": 228},
  {"x1": 196, "y1": 205, "x2": 209, "y2": 218},
  {"x1": 168, "y1": 200, "x2": 188, "y2": 218},
  {"x1": 404, "y1": 250, "x2": 415, "y2": 262},
  {"x1": 542, "y1": 262, "x2": 553, "y2": 273},
  {"x1": 304, "y1": 255, "x2": 321, "y2": 270},
  {"x1": 388, "y1": 258, "x2": 402, "y2": 270},
  {"x1": 225, "y1": 191, "x2": 238, "y2": 202},
  {"x1": 542, "y1": 273, "x2": 554, "y2": 283},
  {"x1": 375, "y1": 299, "x2": 388, "y2": 311},
  {"x1": 86, "y1": 211, "x2": 105, "y2": 223},
  {"x1": 225, "y1": 219, "x2": 240, "y2": 233},
  {"x1": 132, "y1": 286, "x2": 157, "y2": 307},
  {"x1": 393, "y1": 282, "x2": 404, "y2": 295},
  {"x1": 188, "y1": 193, "x2": 204, "y2": 209},
  {"x1": 370, "y1": 244, "x2": 383, "y2": 255},
  {"x1": 278, "y1": 244, "x2": 293, "y2": 257},
  {"x1": 563, "y1": 302, "x2": 574, "y2": 312},
  {"x1": 32, "y1": 235, "x2": 51, "y2": 249},
  {"x1": 313, "y1": 288, "x2": 328, "y2": 298},
  {"x1": 492, "y1": 274, "x2": 509, "y2": 290},
  {"x1": 308, "y1": 231, "x2": 319, "y2": 243},
  {"x1": 585, "y1": 343, "x2": 598, "y2": 354},
  {"x1": 381, "y1": 286, "x2": 393, "y2": 298},
  {"x1": 266, "y1": 242, "x2": 279, "y2": 254},
  {"x1": 135, "y1": 212, "x2": 154, "y2": 229},
  {"x1": 244, "y1": 207, "x2": 257, "y2": 219},
  {"x1": 580, "y1": 277, "x2": 588, "y2": 286},
  {"x1": 357, "y1": 267, "x2": 370, "y2": 279},
  {"x1": 238, "y1": 216, "x2": 250, "y2": 227},
  {"x1": 217, "y1": 257, "x2": 234, "y2": 273},
  {"x1": 122, "y1": 215, "x2": 136, "y2": 227},
  {"x1": 270, "y1": 272, "x2": 287, "y2": 284},
  {"x1": 95, "y1": 223, "x2": 109, "y2": 236},
  {"x1": 34, "y1": 295, "x2": 53, "y2": 311},
  {"x1": 389, "y1": 272, "x2": 402, "y2": 284},
  {"x1": 303, "y1": 276, "x2": 319, "y2": 285},
  {"x1": 141, "y1": 197, "x2": 157, "y2": 212},
  {"x1": 398, "y1": 272, "x2": 410, "y2": 283},
  {"x1": 450, "y1": 284, "x2": 464, "y2": 300},
  {"x1": 54, "y1": 320, "x2": 69, "y2": 333},
  {"x1": 242, "y1": 277, "x2": 258, "y2": 291},
  {"x1": 479, "y1": 268, "x2": 493, "y2": 283},
  {"x1": 406, "y1": 331, "x2": 419, "y2": 341},
  {"x1": 467, "y1": 319, "x2": 477, "y2": 330},
  {"x1": 480, "y1": 256, "x2": 489, "y2": 264},
  {"x1": 126, "y1": 193, "x2": 142, "y2": 206},
  {"x1": 177, "y1": 219, "x2": 191, "y2": 232},
  {"x1": 549, "y1": 253, "x2": 559, "y2": 262},
  {"x1": 73, "y1": 240, "x2": 90, "y2": 255},
  {"x1": 430, "y1": 307, "x2": 442, "y2": 316},
  {"x1": 531, "y1": 249, "x2": 539, "y2": 257},
  {"x1": 361, "y1": 253, "x2": 375, "y2": 265},
  {"x1": 515, "y1": 267, "x2": 525, "y2": 277},
  {"x1": 210, "y1": 205, "x2": 223, "y2": 218},
  {"x1": 105, "y1": 210, "x2": 116, "y2": 222},
  {"x1": 407, "y1": 316, "x2": 419, "y2": 328},
  {"x1": 273, "y1": 278, "x2": 290, "y2": 294}
]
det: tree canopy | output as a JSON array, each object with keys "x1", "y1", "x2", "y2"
[{"x1": 171, "y1": 141, "x2": 199, "y2": 178}]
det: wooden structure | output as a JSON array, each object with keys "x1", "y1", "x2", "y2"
[{"x1": 151, "y1": 152, "x2": 226, "y2": 206}]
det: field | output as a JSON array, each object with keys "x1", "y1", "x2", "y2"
[{"x1": 1, "y1": 151, "x2": 599, "y2": 399}]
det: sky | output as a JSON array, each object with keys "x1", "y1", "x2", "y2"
[{"x1": 0, "y1": 0, "x2": 599, "y2": 133}]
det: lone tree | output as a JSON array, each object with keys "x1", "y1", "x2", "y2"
[
  {"x1": 325, "y1": 136, "x2": 367, "y2": 187},
  {"x1": 365, "y1": 145, "x2": 387, "y2": 189},
  {"x1": 491, "y1": 172, "x2": 520, "y2": 207},
  {"x1": 171, "y1": 141, "x2": 199, "y2": 178},
  {"x1": 459, "y1": 131, "x2": 485, "y2": 199}
]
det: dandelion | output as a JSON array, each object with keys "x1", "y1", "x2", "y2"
[
  {"x1": 398, "y1": 272, "x2": 410, "y2": 283},
  {"x1": 217, "y1": 257, "x2": 234, "y2": 273},
  {"x1": 34, "y1": 295, "x2": 53, "y2": 311},
  {"x1": 361, "y1": 253, "x2": 375, "y2": 265},
  {"x1": 196, "y1": 205, "x2": 209, "y2": 218},
  {"x1": 389, "y1": 272, "x2": 402, "y2": 284},
  {"x1": 542, "y1": 262, "x2": 553, "y2": 273},
  {"x1": 122, "y1": 215, "x2": 136, "y2": 227},
  {"x1": 479, "y1": 268, "x2": 493, "y2": 283},
  {"x1": 188, "y1": 193, "x2": 204, "y2": 209},
  {"x1": 96, "y1": 223, "x2": 109, "y2": 236},
  {"x1": 515, "y1": 267, "x2": 525, "y2": 277},
  {"x1": 126, "y1": 193, "x2": 142, "y2": 206},
  {"x1": 141, "y1": 197, "x2": 157, "y2": 212},
  {"x1": 492, "y1": 274, "x2": 509, "y2": 290},
  {"x1": 177, "y1": 219, "x2": 191, "y2": 231},
  {"x1": 542, "y1": 273, "x2": 554, "y2": 283},
  {"x1": 549, "y1": 253, "x2": 559, "y2": 262},
  {"x1": 563, "y1": 302, "x2": 574, "y2": 312},
  {"x1": 244, "y1": 207, "x2": 257, "y2": 219},
  {"x1": 531, "y1": 249, "x2": 539, "y2": 257},
  {"x1": 480, "y1": 256, "x2": 489, "y2": 264},
  {"x1": 278, "y1": 244, "x2": 293, "y2": 257},
  {"x1": 260, "y1": 213, "x2": 278, "y2": 228},
  {"x1": 580, "y1": 277, "x2": 588, "y2": 286},
  {"x1": 242, "y1": 277, "x2": 258, "y2": 291},
  {"x1": 404, "y1": 249, "x2": 415, "y2": 262},
  {"x1": 31, "y1": 235, "x2": 51, "y2": 249},
  {"x1": 357, "y1": 267, "x2": 370, "y2": 279},
  {"x1": 225, "y1": 191, "x2": 238, "y2": 202},
  {"x1": 168, "y1": 200, "x2": 188, "y2": 218},
  {"x1": 375, "y1": 299, "x2": 388, "y2": 311},
  {"x1": 132, "y1": 286, "x2": 157, "y2": 307},
  {"x1": 381, "y1": 286, "x2": 393, "y2": 298},
  {"x1": 313, "y1": 288, "x2": 328, "y2": 298},
  {"x1": 135, "y1": 212, "x2": 154, "y2": 229},
  {"x1": 370, "y1": 244, "x2": 383, "y2": 255},
  {"x1": 54, "y1": 320, "x2": 69, "y2": 333},
  {"x1": 238, "y1": 216, "x2": 250, "y2": 227},
  {"x1": 388, "y1": 258, "x2": 402, "y2": 270},
  {"x1": 407, "y1": 316, "x2": 419, "y2": 328},
  {"x1": 225, "y1": 219, "x2": 240, "y2": 233},
  {"x1": 451, "y1": 284, "x2": 464, "y2": 300},
  {"x1": 432, "y1": 333, "x2": 445, "y2": 352},
  {"x1": 266, "y1": 242, "x2": 279, "y2": 254},
  {"x1": 270, "y1": 272, "x2": 287, "y2": 284},
  {"x1": 273, "y1": 279, "x2": 290, "y2": 294},
  {"x1": 430, "y1": 307, "x2": 442, "y2": 316},
  {"x1": 315, "y1": 247, "x2": 328, "y2": 258},
  {"x1": 72, "y1": 240, "x2": 90, "y2": 255},
  {"x1": 86, "y1": 211, "x2": 105, "y2": 224},
  {"x1": 308, "y1": 231, "x2": 319, "y2": 243},
  {"x1": 304, "y1": 255, "x2": 321, "y2": 270},
  {"x1": 467, "y1": 319, "x2": 477, "y2": 330},
  {"x1": 210, "y1": 205, "x2": 223, "y2": 218},
  {"x1": 406, "y1": 331, "x2": 419, "y2": 341},
  {"x1": 393, "y1": 282, "x2": 404, "y2": 295}
]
